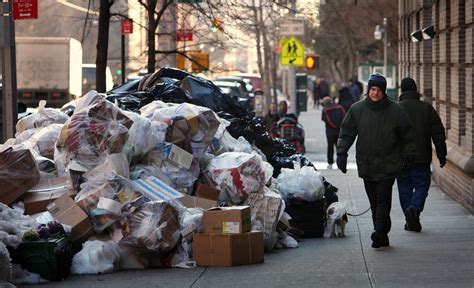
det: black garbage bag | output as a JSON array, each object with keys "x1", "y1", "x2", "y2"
[
  {"x1": 269, "y1": 153, "x2": 314, "y2": 178},
  {"x1": 285, "y1": 198, "x2": 326, "y2": 238},
  {"x1": 147, "y1": 82, "x2": 189, "y2": 104},
  {"x1": 105, "y1": 91, "x2": 155, "y2": 112},
  {"x1": 151, "y1": 67, "x2": 192, "y2": 81},
  {"x1": 180, "y1": 76, "x2": 248, "y2": 118}
]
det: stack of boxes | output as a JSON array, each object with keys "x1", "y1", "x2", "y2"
[{"x1": 193, "y1": 206, "x2": 264, "y2": 267}]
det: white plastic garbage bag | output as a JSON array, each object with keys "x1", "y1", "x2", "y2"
[
  {"x1": 16, "y1": 100, "x2": 69, "y2": 134},
  {"x1": 71, "y1": 240, "x2": 121, "y2": 275},
  {"x1": 275, "y1": 164, "x2": 325, "y2": 202}
]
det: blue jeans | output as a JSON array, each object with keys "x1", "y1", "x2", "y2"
[{"x1": 396, "y1": 163, "x2": 431, "y2": 215}]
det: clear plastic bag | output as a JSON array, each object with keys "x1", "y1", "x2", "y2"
[
  {"x1": 275, "y1": 164, "x2": 325, "y2": 202},
  {"x1": 122, "y1": 111, "x2": 168, "y2": 162},
  {"x1": 75, "y1": 175, "x2": 143, "y2": 232},
  {"x1": 207, "y1": 152, "x2": 270, "y2": 204},
  {"x1": 24, "y1": 124, "x2": 63, "y2": 159},
  {"x1": 179, "y1": 207, "x2": 204, "y2": 243},
  {"x1": 55, "y1": 98, "x2": 133, "y2": 172},
  {"x1": 16, "y1": 100, "x2": 69, "y2": 134},
  {"x1": 139, "y1": 100, "x2": 172, "y2": 119},
  {"x1": 115, "y1": 201, "x2": 181, "y2": 253}
]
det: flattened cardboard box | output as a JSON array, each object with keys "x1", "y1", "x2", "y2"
[
  {"x1": 24, "y1": 189, "x2": 76, "y2": 215},
  {"x1": 195, "y1": 183, "x2": 220, "y2": 201},
  {"x1": 47, "y1": 194, "x2": 94, "y2": 244},
  {"x1": 193, "y1": 231, "x2": 264, "y2": 267},
  {"x1": 180, "y1": 194, "x2": 218, "y2": 210},
  {"x1": 204, "y1": 206, "x2": 251, "y2": 235}
]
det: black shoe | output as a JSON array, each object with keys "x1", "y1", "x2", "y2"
[
  {"x1": 405, "y1": 207, "x2": 422, "y2": 232},
  {"x1": 371, "y1": 232, "x2": 390, "y2": 248},
  {"x1": 404, "y1": 222, "x2": 414, "y2": 231}
]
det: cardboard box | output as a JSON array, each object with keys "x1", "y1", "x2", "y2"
[
  {"x1": 24, "y1": 189, "x2": 76, "y2": 215},
  {"x1": 134, "y1": 176, "x2": 183, "y2": 201},
  {"x1": 157, "y1": 143, "x2": 193, "y2": 169},
  {"x1": 193, "y1": 231, "x2": 264, "y2": 267},
  {"x1": 47, "y1": 194, "x2": 94, "y2": 245},
  {"x1": 195, "y1": 183, "x2": 220, "y2": 201},
  {"x1": 24, "y1": 176, "x2": 75, "y2": 215},
  {"x1": 0, "y1": 148, "x2": 40, "y2": 205},
  {"x1": 204, "y1": 206, "x2": 251, "y2": 234},
  {"x1": 180, "y1": 194, "x2": 217, "y2": 210},
  {"x1": 244, "y1": 193, "x2": 282, "y2": 240}
]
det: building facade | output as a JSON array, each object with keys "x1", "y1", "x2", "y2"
[{"x1": 399, "y1": 0, "x2": 473, "y2": 213}]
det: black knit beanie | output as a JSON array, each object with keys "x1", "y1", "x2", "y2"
[
  {"x1": 367, "y1": 73, "x2": 387, "y2": 95},
  {"x1": 401, "y1": 77, "x2": 418, "y2": 92}
]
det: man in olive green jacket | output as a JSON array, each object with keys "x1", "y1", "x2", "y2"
[
  {"x1": 336, "y1": 73, "x2": 416, "y2": 248},
  {"x1": 397, "y1": 77, "x2": 447, "y2": 233}
]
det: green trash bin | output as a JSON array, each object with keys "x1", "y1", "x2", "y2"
[{"x1": 9, "y1": 237, "x2": 74, "y2": 281}]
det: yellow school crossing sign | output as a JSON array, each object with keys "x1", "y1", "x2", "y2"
[{"x1": 279, "y1": 36, "x2": 304, "y2": 66}]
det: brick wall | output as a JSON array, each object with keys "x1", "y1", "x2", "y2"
[{"x1": 398, "y1": 0, "x2": 474, "y2": 213}]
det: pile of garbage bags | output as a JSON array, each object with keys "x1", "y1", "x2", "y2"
[{"x1": 0, "y1": 67, "x2": 336, "y2": 284}]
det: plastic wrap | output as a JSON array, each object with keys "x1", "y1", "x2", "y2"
[
  {"x1": 179, "y1": 208, "x2": 204, "y2": 243},
  {"x1": 15, "y1": 100, "x2": 69, "y2": 134},
  {"x1": 55, "y1": 98, "x2": 133, "y2": 173},
  {"x1": 0, "y1": 148, "x2": 41, "y2": 205},
  {"x1": 24, "y1": 124, "x2": 63, "y2": 159},
  {"x1": 275, "y1": 164, "x2": 325, "y2": 202},
  {"x1": 152, "y1": 103, "x2": 221, "y2": 158},
  {"x1": 122, "y1": 112, "x2": 168, "y2": 162},
  {"x1": 105, "y1": 91, "x2": 155, "y2": 112},
  {"x1": 207, "y1": 152, "x2": 270, "y2": 204},
  {"x1": 71, "y1": 240, "x2": 121, "y2": 275},
  {"x1": 115, "y1": 201, "x2": 181, "y2": 253},
  {"x1": 139, "y1": 100, "x2": 172, "y2": 119},
  {"x1": 75, "y1": 175, "x2": 143, "y2": 232}
]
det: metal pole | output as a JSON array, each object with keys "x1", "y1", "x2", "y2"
[
  {"x1": 121, "y1": 34, "x2": 125, "y2": 84},
  {"x1": 383, "y1": 17, "x2": 387, "y2": 77},
  {"x1": 1, "y1": 1, "x2": 18, "y2": 142},
  {"x1": 288, "y1": 0, "x2": 297, "y2": 115}
]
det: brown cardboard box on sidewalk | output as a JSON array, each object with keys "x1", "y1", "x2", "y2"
[
  {"x1": 47, "y1": 194, "x2": 94, "y2": 245},
  {"x1": 193, "y1": 231, "x2": 264, "y2": 267},
  {"x1": 195, "y1": 183, "x2": 220, "y2": 201},
  {"x1": 204, "y1": 206, "x2": 251, "y2": 234}
]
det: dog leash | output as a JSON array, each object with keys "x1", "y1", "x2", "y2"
[{"x1": 347, "y1": 207, "x2": 371, "y2": 217}]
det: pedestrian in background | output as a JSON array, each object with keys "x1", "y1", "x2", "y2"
[
  {"x1": 321, "y1": 96, "x2": 346, "y2": 169},
  {"x1": 337, "y1": 86, "x2": 354, "y2": 112},
  {"x1": 313, "y1": 79, "x2": 322, "y2": 109},
  {"x1": 263, "y1": 102, "x2": 279, "y2": 133},
  {"x1": 348, "y1": 77, "x2": 361, "y2": 103},
  {"x1": 336, "y1": 73, "x2": 416, "y2": 248},
  {"x1": 397, "y1": 77, "x2": 447, "y2": 232}
]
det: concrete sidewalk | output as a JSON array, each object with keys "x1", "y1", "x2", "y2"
[{"x1": 20, "y1": 106, "x2": 474, "y2": 288}]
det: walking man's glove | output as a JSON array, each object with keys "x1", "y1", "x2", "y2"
[
  {"x1": 439, "y1": 156, "x2": 446, "y2": 168},
  {"x1": 336, "y1": 154, "x2": 347, "y2": 174}
]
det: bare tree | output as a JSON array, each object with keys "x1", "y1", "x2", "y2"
[{"x1": 96, "y1": 0, "x2": 115, "y2": 92}]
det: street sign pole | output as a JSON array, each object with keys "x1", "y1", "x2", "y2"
[
  {"x1": 289, "y1": 2, "x2": 297, "y2": 116},
  {"x1": 121, "y1": 34, "x2": 125, "y2": 84},
  {"x1": 0, "y1": 1, "x2": 18, "y2": 142}
]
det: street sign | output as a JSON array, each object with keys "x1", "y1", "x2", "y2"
[
  {"x1": 121, "y1": 19, "x2": 133, "y2": 35},
  {"x1": 12, "y1": 0, "x2": 38, "y2": 20},
  {"x1": 177, "y1": 29, "x2": 193, "y2": 42},
  {"x1": 279, "y1": 36, "x2": 304, "y2": 66},
  {"x1": 279, "y1": 18, "x2": 304, "y2": 36}
]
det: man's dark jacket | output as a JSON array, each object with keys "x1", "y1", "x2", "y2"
[
  {"x1": 322, "y1": 103, "x2": 346, "y2": 136},
  {"x1": 398, "y1": 90, "x2": 447, "y2": 163},
  {"x1": 336, "y1": 96, "x2": 416, "y2": 181}
]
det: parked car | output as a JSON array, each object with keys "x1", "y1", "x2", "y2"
[
  {"x1": 215, "y1": 76, "x2": 252, "y2": 98},
  {"x1": 213, "y1": 80, "x2": 247, "y2": 99}
]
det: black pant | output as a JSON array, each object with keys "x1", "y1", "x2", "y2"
[
  {"x1": 363, "y1": 178, "x2": 394, "y2": 236},
  {"x1": 326, "y1": 129, "x2": 339, "y2": 164}
]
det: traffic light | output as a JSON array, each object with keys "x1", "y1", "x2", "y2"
[
  {"x1": 116, "y1": 69, "x2": 123, "y2": 75},
  {"x1": 211, "y1": 18, "x2": 221, "y2": 32},
  {"x1": 305, "y1": 55, "x2": 318, "y2": 70}
]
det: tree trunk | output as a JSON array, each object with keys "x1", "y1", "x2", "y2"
[
  {"x1": 96, "y1": 0, "x2": 113, "y2": 93},
  {"x1": 252, "y1": 0, "x2": 264, "y2": 89},
  {"x1": 147, "y1": 0, "x2": 158, "y2": 73}
]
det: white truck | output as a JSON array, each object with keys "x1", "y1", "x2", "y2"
[{"x1": 15, "y1": 37, "x2": 82, "y2": 107}]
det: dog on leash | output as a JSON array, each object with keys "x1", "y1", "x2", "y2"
[{"x1": 326, "y1": 202, "x2": 348, "y2": 238}]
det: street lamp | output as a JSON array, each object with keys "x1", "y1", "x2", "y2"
[{"x1": 374, "y1": 18, "x2": 388, "y2": 76}]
